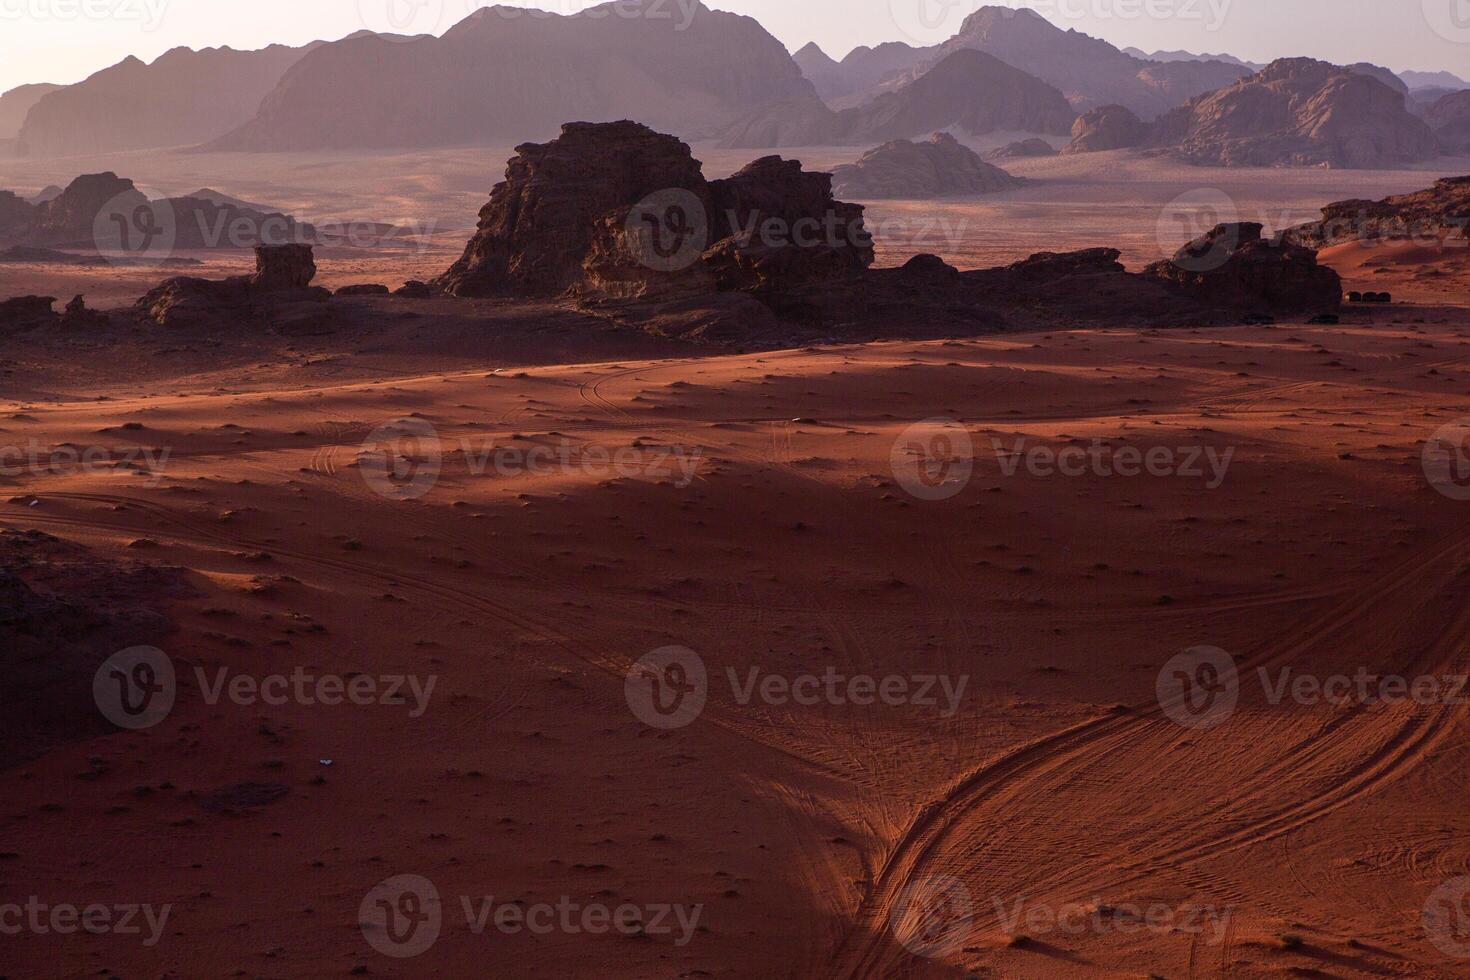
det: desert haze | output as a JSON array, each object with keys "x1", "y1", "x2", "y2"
[{"x1": 5, "y1": 2, "x2": 1470, "y2": 979}]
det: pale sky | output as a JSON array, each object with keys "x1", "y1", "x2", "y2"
[{"x1": 2, "y1": 0, "x2": 1468, "y2": 96}]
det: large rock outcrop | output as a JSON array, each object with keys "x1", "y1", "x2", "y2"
[
  {"x1": 721, "y1": 49, "x2": 1076, "y2": 148},
  {"x1": 16, "y1": 44, "x2": 318, "y2": 157},
  {"x1": 1286, "y1": 176, "x2": 1470, "y2": 248},
  {"x1": 1144, "y1": 222, "x2": 1341, "y2": 313},
  {"x1": 134, "y1": 244, "x2": 330, "y2": 329},
  {"x1": 831, "y1": 133, "x2": 1023, "y2": 199},
  {"x1": 434, "y1": 121, "x2": 873, "y2": 302},
  {"x1": 1151, "y1": 58, "x2": 1440, "y2": 168},
  {"x1": 208, "y1": 1, "x2": 813, "y2": 151},
  {"x1": 1062, "y1": 105, "x2": 1147, "y2": 154}
]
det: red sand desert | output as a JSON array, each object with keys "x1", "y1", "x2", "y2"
[{"x1": 5, "y1": 5, "x2": 1470, "y2": 980}]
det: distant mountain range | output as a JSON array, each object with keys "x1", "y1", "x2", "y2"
[{"x1": 0, "y1": 83, "x2": 63, "y2": 140}]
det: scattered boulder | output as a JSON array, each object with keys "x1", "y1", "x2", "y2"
[
  {"x1": 1063, "y1": 105, "x2": 1147, "y2": 154},
  {"x1": 831, "y1": 133, "x2": 1023, "y2": 199},
  {"x1": 334, "y1": 283, "x2": 390, "y2": 297},
  {"x1": 393, "y1": 280, "x2": 436, "y2": 299},
  {"x1": 60, "y1": 294, "x2": 108, "y2": 329},
  {"x1": 984, "y1": 138, "x2": 1058, "y2": 161},
  {"x1": 1144, "y1": 222, "x2": 1341, "y2": 314},
  {"x1": 250, "y1": 242, "x2": 315, "y2": 289}
]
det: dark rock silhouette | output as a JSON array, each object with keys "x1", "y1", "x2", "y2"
[
  {"x1": 135, "y1": 244, "x2": 330, "y2": 329},
  {"x1": 435, "y1": 121, "x2": 873, "y2": 302},
  {"x1": 1144, "y1": 222, "x2": 1341, "y2": 313},
  {"x1": 1287, "y1": 175, "x2": 1470, "y2": 247},
  {"x1": 831, "y1": 133, "x2": 1023, "y2": 199},
  {"x1": 0, "y1": 295, "x2": 57, "y2": 330}
]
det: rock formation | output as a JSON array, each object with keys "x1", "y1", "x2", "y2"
[
  {"x1": 1286, "y1": 176, "x2": 1470, "y2": 248},
  {"x1": 134, "y1": 244, "x2": 330, "y2": 329},
  {"x1": 1062, "y1": 105, "x2": 1147, "y2": 154},
  {"x1": 1143, "y1": 222, "x2": 1341, "y2": 313},
  {"x1": 985, "y1": 138, "x2": 1058, "y2": 161},
  {"x1": 721, "y1": 49, "x2": 1076, "y2": 148},
  {"x1": 435, "y1": 121, "x2": 872, "y2": 302},
  {"x1": 0, "y1": 295, "x2": 58, "y2": 330},
  {"x1": 1424, "y1": 91, "x2": 1470, "y2": 153},
  {"x1": 1150, "y1": 58, "x2": 1440, "y2": 168},
  {"x1": 16, "y1": 44, "x2": 318, "y2": 157},
  {"x1": 207, "y1": 1, "x2": 813, "y2": 151},
  {"x1": 831, "y1": 133, "x2": 1023, "y2": 199}
]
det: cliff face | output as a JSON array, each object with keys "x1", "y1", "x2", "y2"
[
  {"x1": 721, "y1": 50, "x2": 1076, "y2": 149},
  {"x1": 0, "y1": 84, "x2": 63, "y2": 140},
  {"x1": 16, "y1": 45, "x2": 316, "y2": 157},
  {"x1": 1151, "y1": 59, "x2": 1440, "y2": 168},
  {"x1": 208, "y1": 1, "x2": 813, "y2": 151}
]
